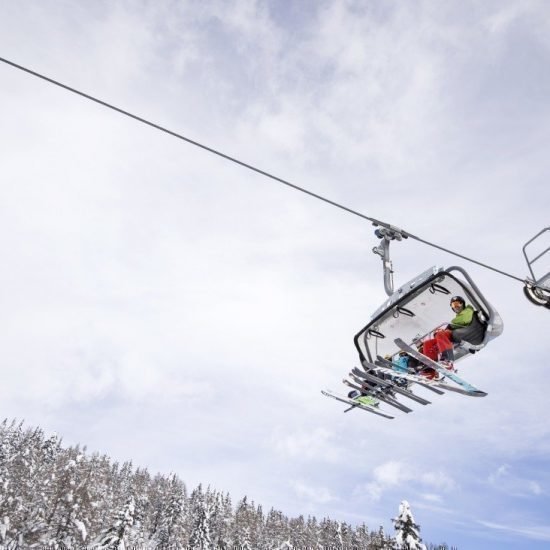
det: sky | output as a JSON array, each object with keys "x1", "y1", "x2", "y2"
[{"x1": 1, "y1": 1, "x2": 549, "y2": 548}]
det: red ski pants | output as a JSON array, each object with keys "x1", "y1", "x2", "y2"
[{"x1": 421, "y1": 330, "x2": 453, "y2": 360}]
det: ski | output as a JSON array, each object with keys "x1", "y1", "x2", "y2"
[
  {"x1": 394, "y1": 338, "x2": 487, "y2": 397},
  {"x1": 345, "y1": 377, "x2": 412, "y2": 414},
  {"x1": 372, "y1": 361, "x2": 476, "y2": 397},
  {"x1": 344, "y1": 377, "x2": 413, "y2": 413},
  {"x1": 373, "y1": 356, "x2": 483, "y2": 397},
  {"x1": 321, "y1": 390, "x2": 395, "y2": 419},
  {"x1": 352, "y1": 367, "x2": 431, "y2": 406},
  {"x1": 344, "y1": 376, "x2": 413, "y2": 413},
  {"x1": 374, "y1": 356, "x2": 446, "y2": 395},
  {"x1": 353, "y1": 368, "x2": 430, "y2": 405}
]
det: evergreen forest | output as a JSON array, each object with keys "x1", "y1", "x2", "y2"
[{"x1": 0, "y1": 419, "x2": 455, "y2": 549}]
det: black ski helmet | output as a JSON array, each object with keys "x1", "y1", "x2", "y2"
[
  {"x1": 450, "y1": 295, "x2": 465, "y2": 306},
  {"x1": 348, "y1": 390, "x2": 361, "y2": 399}
]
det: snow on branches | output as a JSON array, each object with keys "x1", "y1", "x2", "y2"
[{"x1": 0, "y1": 419, "x2": 452, "y2": 549}]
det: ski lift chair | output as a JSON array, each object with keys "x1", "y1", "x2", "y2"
[
  {"x1": 523, "y1": 227, "x2": 550, "y2": 308},
  {"x1": 354, "y1": 266, "x2": 504, "y2": 367}
]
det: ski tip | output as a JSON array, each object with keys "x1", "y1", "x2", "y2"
[{"x1": 471, "y1": 390, "x2": 488, "y2": 397}]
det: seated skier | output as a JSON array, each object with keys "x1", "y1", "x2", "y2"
[
  {"x1": 411, "y1": 296, "x2": 485, "y2": 378},
  {"x1": 447, "y1": 295, "x2": 486, "y2": 345},
  {"x1": 419, "y1": 332, "x2": 454, "y2": 364},
  {"x1": 411, "y1": 332, "x2": 454, "y2": 379},
  {"x1": 391, "y1": 351, "x2": 411, "y2": 373}
]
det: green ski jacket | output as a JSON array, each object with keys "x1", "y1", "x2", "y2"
[{"x1": 451, "y1": 304, "x2": 474, "y2": 327}]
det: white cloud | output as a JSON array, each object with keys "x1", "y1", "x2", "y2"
[
  {"x1": 477, "y1": 519, "x2": 550, "y2": 542},
  {"x1": 420, "y1": 471, "x2": 457, "y2": 493},
  {"x1": 291, "y1": 480, "x2": 335, "y2": 504},
  {"x1": 483, "y1": 1, "x2": 538, "y2": 35},
  {"x1": 271, "y1": 427, "x2": 341, "y2": 463},
  {"x1": 357, "y1": 461, "x2": 457, "y2": 502},
  {"x1": 420, "y1": 494, "x2": 442, "y2": 504},
  {"x1": 488, "y1": 464, "x2": 545, "y2": 497},
  {"x1": 372, "y1": 461, "x2": 409, "y2": 486}
]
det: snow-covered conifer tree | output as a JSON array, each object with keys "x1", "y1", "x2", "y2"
[
  {"x1": 96, "y1": 495, "x2": 137, "y2": 549},
  {"x1": 231, "y1": 496, "x2": 263, "y2": 549},
  {"x1": 370, "y1": 525, "x2": 393, "y2": 549},
  {"x1": 156, "y1": 474, "x2": 187, "y2": 548},
  {"x1": 392, "y1": 500, "x2": 426, "y2": 550},
  {"x1": 302, "y1": 515, "x2": 321, "y2": 549},
  {"x1": 352, "y1": 522, "x2": 370, "y2": 549},
  {"x1": 262, "y1": 508, "x2": 289, "y2": 549},
  {"x1": 319, "y1": 517, "x2": 340, "y2": 548},
  {"x1": 46, "y1": 448, "x2": 89, "y2": 547},
  {"x1": 115, "y1": 461, "x2": 135, "y2": 505},
  {"x1": 0, "y1": 420, "x2": 21, "y2": 546},
  {"x1": 128, "y1": 481, "x2": 149, "y2": 547},
  {"x1": 289, "y1": 514, "x2": 307, "y2": 549},
  {"x1": 144, "y1": 473, "x2": 169, "y2": 542},
  {"x1": 336, "y1": 520, "x2": 353, "y2": 548},
  {"x1": 83, "y1": 453, "x2": 116, "y2": 538},
  {"x1": 7, "y1": 424, "x2": 55, "y2": 546},
  {"x1": 188, "y1": 484, "x2": 212, "y2": 549},
  {"x1": 209, "y1": 491, "x2": 233, "y2": 549}
]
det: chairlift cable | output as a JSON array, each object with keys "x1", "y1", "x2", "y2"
[
  {"x1": 407, "y1": 234, "x2": 524, "y2": 284},
  {"x1": 0, "y1": 56, "x2": 529, "y2": 287}
]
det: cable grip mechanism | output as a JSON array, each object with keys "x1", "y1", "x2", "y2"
[{"x1": 372, "y1": 224, "x2": 407, "y2": 297}]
